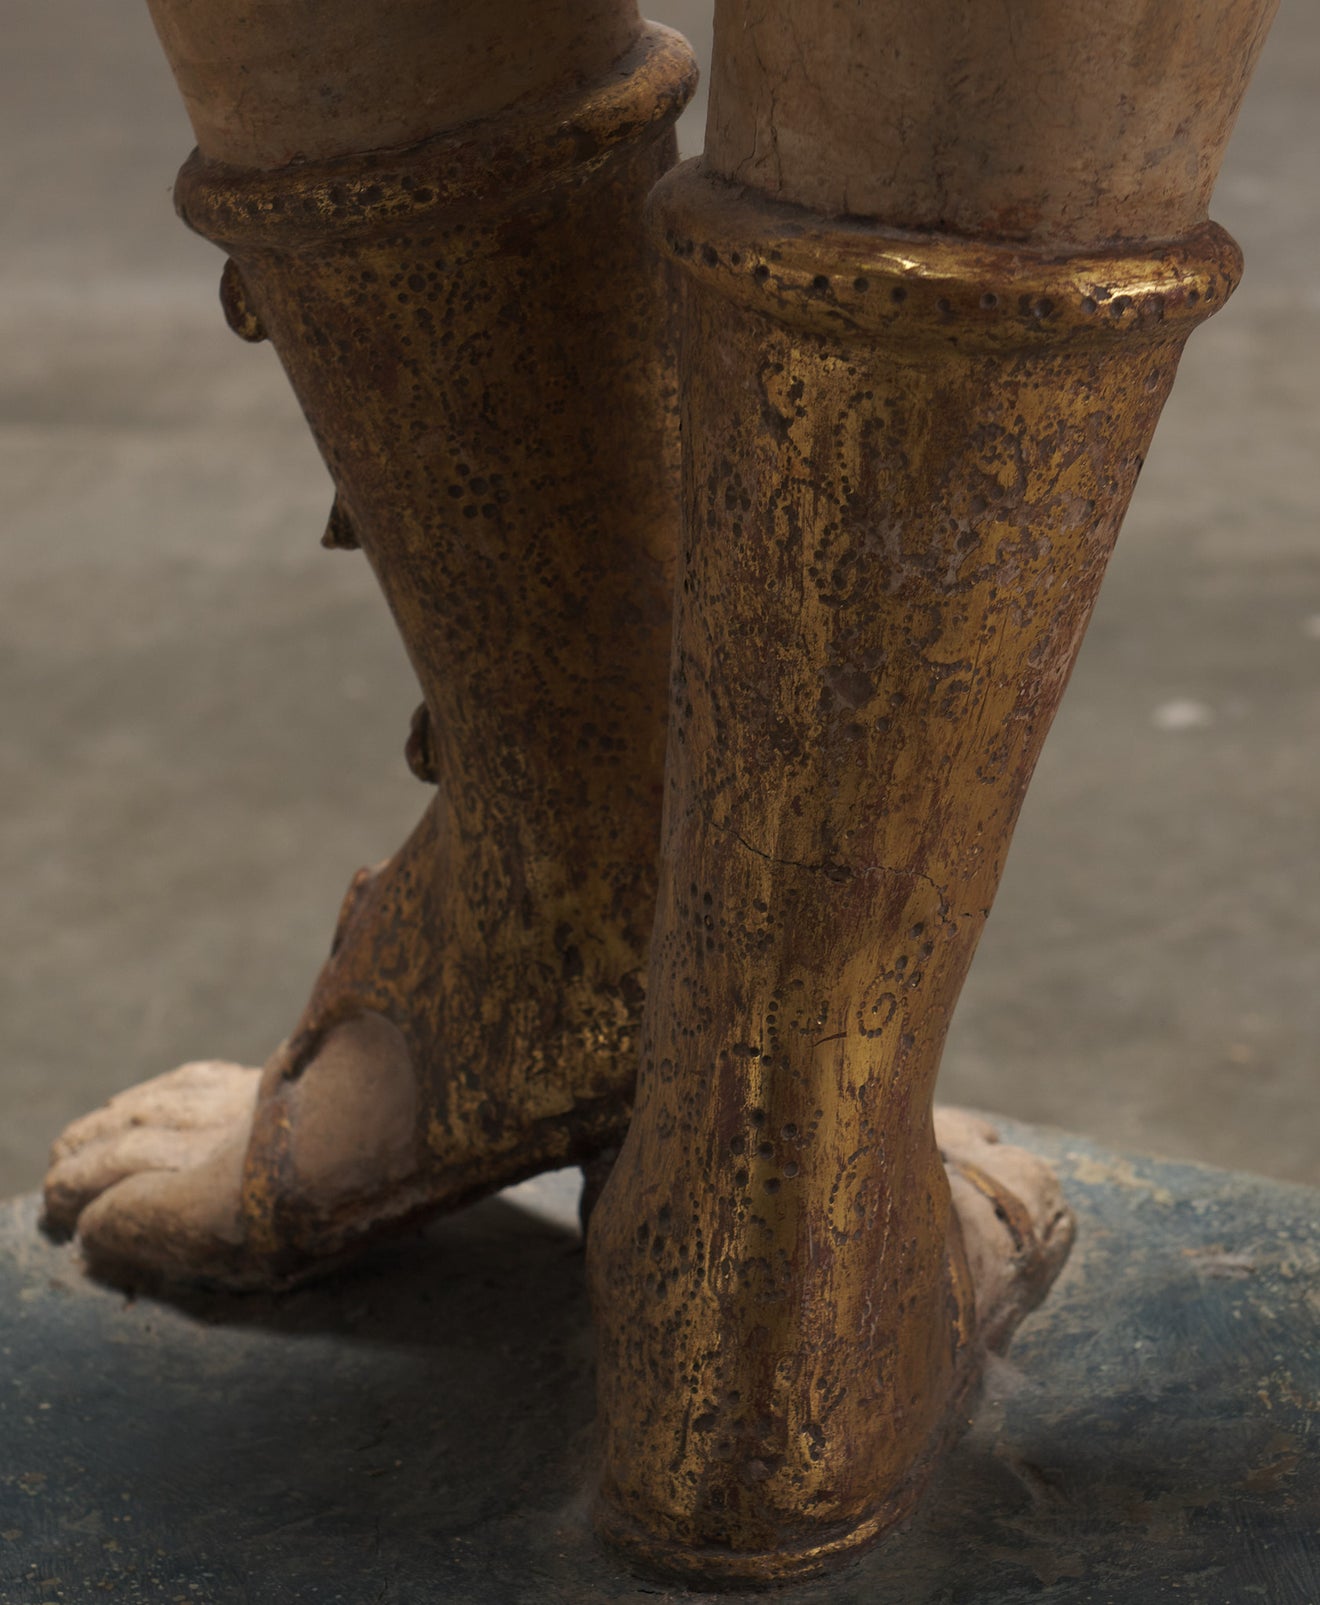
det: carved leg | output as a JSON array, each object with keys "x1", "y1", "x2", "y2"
[
  {"x1": 42, "y1": 0, "x2": 698, "y2": 1289},
  {"x1": 588, "y1": 0, "x2": 1277, "y2": 1584}
]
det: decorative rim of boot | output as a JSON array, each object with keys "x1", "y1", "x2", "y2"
[
  {"x1": 649, "y1": 161, "x2": 1243, "y2": 348},
  {"x1": 173, "y1": 24, "x2": 697, "y2": 248},
  {"x1": 595, "y1": 1161, "x2": 1075, "y2": 1588},
  {"x1": 595, "y1": 1348, "x2": 982, "y2": 1588}
]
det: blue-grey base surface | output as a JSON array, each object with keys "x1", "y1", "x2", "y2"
[{"x1": 1, "y1": 1121, "x2": 1317, "y2": 1604}]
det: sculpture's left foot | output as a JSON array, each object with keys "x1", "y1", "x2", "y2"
[
  {"x1": 40, "y1": 819, "x2": 644, "y2": 1293},
  {"x1": 43, "y1": 1059, "x2": 260, "y2": 1264},
  {"x1": 40, "y1": 20, "x2": 699, "y2": 1293},
  {"x1": 41, "y1": 1011, "x2": 431, "y2": 1293}
]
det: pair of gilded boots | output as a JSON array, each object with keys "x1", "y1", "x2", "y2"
[{"x1": 43, "y1": 5, "x2": 1265, "y2": 1582}]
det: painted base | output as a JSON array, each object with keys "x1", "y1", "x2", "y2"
[{"x1": 2, "y1": 1123, "x2": 1318, "y2": 1604}]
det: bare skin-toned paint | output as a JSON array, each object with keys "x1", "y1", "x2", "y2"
[
  {"x1": 707, "y1": 0, "x2": 1278, "y2": 249},
  {"x1": 587, "y1": 0, "x2": 1276, "y2": 1586},
  {"x1": 143, "y1": 0, "x2": 645, "y2": 168}
]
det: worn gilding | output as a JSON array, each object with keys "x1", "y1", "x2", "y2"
[
  {"x1": 174, "y1": 26, "x2": 697, "y2": 243},
  {"x1": 171, "y1": 29, "x2": 696, "y2": 1281},
  {"x1": 650, "y1": 168, "x2": 1243, "y2": 346},
  {"x1": 588, "y1": 161, "x2": 1241, "y2": 1586}
]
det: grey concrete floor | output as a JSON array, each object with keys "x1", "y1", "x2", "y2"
[{"x1": 2, "y1": 2, "x2": 1317, "y2": 1202}]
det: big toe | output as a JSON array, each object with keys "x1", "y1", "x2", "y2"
[
  {"x1": 43, "y1": 1122, "x2": 239, "y2": 1240},
  {"x1": 76, "y1": 1129, "x2": 254, "y2": 1291},
  {"x1": 936, "y1": 1105, "x2": 1075, "y2": 1353},
  {"x1": 42, "y1": 1063, "x2": 259, "y2": 1239}
]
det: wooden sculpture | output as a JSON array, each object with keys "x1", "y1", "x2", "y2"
[
  {"x1": 589, "y1": 0, "x2": 1276, "y2": 1583},
  {"x1": 40, "y1": 0, "x2": 1275, "y2": 1589},
  {"x1": 44, "y1": 0, "x2": 698, "y2": 1284}
]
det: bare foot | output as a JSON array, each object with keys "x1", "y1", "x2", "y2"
[
  {"x1": 42, "y1": 1019, "x2": 421, "y2": 1291},
  {"x1": 42, "y1": 799, "x2": 648, "y2": 1290},
  {"x1": 935, "y1": 1105, "x2": 1075, "y2": 1355},
  {"x1": 43, "y1": 1059, "x2": 260, "y2": 1249}
]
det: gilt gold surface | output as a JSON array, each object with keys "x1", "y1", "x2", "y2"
[
  {"x1": 169, "y1": 26, "x2": 697, "y2": 1280},
  {"x1": 587, "y1": 160, "x2": 1242, "y2": 1586}
]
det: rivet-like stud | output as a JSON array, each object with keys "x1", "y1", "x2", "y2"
[
  {"x1": 219, "y1": 259, "x2": 267, "y2": 343},
  {"x1": 321, "y1": 496, "x2": 361, "y2": 550},
  {"x1": 405, "y1": 703, "x2": 440, "y2": 784}
]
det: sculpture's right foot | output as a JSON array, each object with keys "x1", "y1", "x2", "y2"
[
  {"x1": 935, "y1": 1107, "x2": 1075, "y2": 1356},
  {"x1": 593, "y1": 1109, "x2": 1074, "y2": 1586},
  {"x1": 589, "y1": 0, "x2": 1269, "y2": 1552}
]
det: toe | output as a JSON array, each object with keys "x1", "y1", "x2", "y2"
[
  {"x1": 936, "y1": 1104, "x2": 1075, "y2": 1353},
  {"x1": 933, "y1": 1105, "x2": 1000, "y2": 1152},
  {"x1": 43, "y1": 1064, "x2": 259, "y2": 1238},
  {"x1": 77, "y1": 1129, "x2": 254, "y2": 1291},
  {"x1": 49, "y1": 1061, "x2": 259, "y2": 1165},
  {"x1": 47, "y1": 1018, "x2": 426, "y2": 1291},
  {"x1": 44, "y1": 1122, "x2": 237, "y2": 1240}
]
